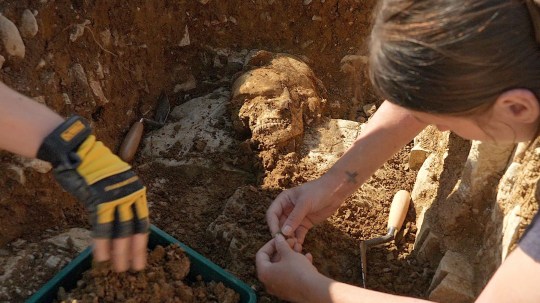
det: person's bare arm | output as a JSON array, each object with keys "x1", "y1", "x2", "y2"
[
  {"x1": 0, "y1": 82, "x2": 64, "y2": 157},
  {"x1": 0, "y1": 82, "x2": 149, "y2": 272},
  {"x1": 321, "y1": 100, "x2": 426, "y2": 201},
  {"x1": 302, "y1": 274, "x2": 430, "y2": 303},
  {"x1": 476, "y1": 247, "x2": 540, "y2": 302},
  {"x1": 272, "y1": 101, "x2": 427, "y2": 238}
]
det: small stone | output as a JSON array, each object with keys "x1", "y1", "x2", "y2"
[
  {"x1": 70, "y1": 19, "x2": 90, "y2": 42},
  {"x1": 409, "y1": 146, "x2": 430, "y2": 170},
  {"x1": 6, "y1": 164, "x2": 25, "y2": 185},
  {"x1": 70, "y1": 63, "x2": 89, "y2": 87},
  {"x1": 45, "y1": 255, "x2": 62, "y2": 268},
  {"x1": 11, "y1": 239, "x2": 26, "y2": 248},
  {"x1": 179, "y1": 25, "x2": 190, "y2": 47},
  {"x1": 66, "y1": 229, "x2": 92, "y2": 252},
  {"x1": 62, "y1": 93, "x2": 71, "y2": 105},
  {"x1": 362, "y1": 103, "x2": 377, "y2": 117},
  {"x1": 0, "y1": 15, "x2": 25, "y2": 58},
  {"x1": 174, "y1": 75, "x2": 197, "y2": 93},
  {"x1": 95, "y1": 61, "x2": 104, "y2": 79},
  {"x1": 46, "y1": 234, "x2": 70, "y2": 249},
  {"x1": 303, "y1": 0, "x2": 312, "y2": 4},
  {"x1": 89, "y1": 79, "x2": 109, "y2": 105},
  {"x1": 35, "y1": 58, "x2": 46, "y2": 70},
  {"x1": 312, "y1": 15, "x2": 322, "y2": 21},
  {"x1": 20, "y1": 9, "x2": 39, "y2": 38},
  {"x1": 99, "y1": 29, "x2": 111, "y2": 46},
  {"x1": 16, "y1": 156, "x2": 52, "y2": 173},
  {"x1": 198, "y1": 0, "x2": 210, "y2": 3}
]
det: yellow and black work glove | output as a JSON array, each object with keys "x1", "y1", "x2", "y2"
[{"x1": 37, "y1": 116, "x2": 149, "y2": 238}]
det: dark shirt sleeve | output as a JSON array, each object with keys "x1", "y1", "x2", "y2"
[{"x1": 519, "y1": 211, "x2": 540, "y2": 262}]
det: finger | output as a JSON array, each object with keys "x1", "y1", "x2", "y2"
[
  {"x1": 305, "y1": 252, "x2": 313, "y2": 263},
  {"x1": 112, "y1": 237, "x2": 131, "y2": 272},
  {"x1": 130, "y1": 233, "x2": 148, "y2": 271},
  {"x1": 293, "y1": 241, "x2": 302, "y2": 253},
  {"x1": 274, "y1": 233, "x2": 293, "y2": 256},
  {"x1": 256, "y1": 239, "x2": 276, "y2": 268},
  {"x1": 266, "y1": 194, "x2": 287, "y2": 236},
  {"x1": 278, "y1": 215, "x2": 288, "y2": 231},
  {"x1": 281, "y1": 205, "x2": 308, "y2": 237},
  {"x1": 295, "y1": 225, "x2": 309, "y2": 245},
  {"x1": 93, "y1": 238, "x2": 111, "y2": 262},
  {"x1": 283, "y1": 236, "x2": 302, "y2": 253}
]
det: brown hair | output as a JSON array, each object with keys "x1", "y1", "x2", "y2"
[{"x1": 369, "y1": 0, "x2": 540, "y2": 115}]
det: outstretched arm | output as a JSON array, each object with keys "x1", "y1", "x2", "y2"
[
  {"x1": 0, "y1": 82, "x2": 149, "y2": 272},
  {"x1": 269, "y1": 101, "x2": 427, "y2": 240},
  {"x1": 0, "y1": 82, "x2": 64, "y2": 157},
  {"x1": 322, "y1": 100, "x2": 426, "y2": 202}
]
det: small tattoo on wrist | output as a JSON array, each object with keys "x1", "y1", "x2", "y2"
[{"x1": 345, "y1": 171, "x2": 358, "y2": 184}]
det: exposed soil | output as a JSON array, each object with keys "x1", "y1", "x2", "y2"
[
  {"x1": 0, "y1": 1, "x2": 437, "y2": 302},
  {"x1": 58, "y1": 244, "x2": 239, "y2": 303}
]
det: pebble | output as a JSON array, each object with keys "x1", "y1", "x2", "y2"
[
  {"x1": 70, "y1": 19, "x2": 90, "y2": 42},
  {"x1": 20, "y1": 9, "x2": 38, "y2": 38},
  {"x1": 16, "y1": 156, "x2": 52, "y2": 173},
  {"x1": 71, "y1": 63, "x2": 89, "y2": 86},
  {"x1": 304, "y1": 0, "x2": 313, "y2": 4},
  {"x1": 0, "y1": 14, "x2": 25, "y2": 58},
  {"x1": 100, "y1": 29, "x2": 111, "y2": 46},
  {"x1": 6, "y1": 164, "x2": 25, "y2": 185},
  {"x1": 179, "y1": 25, "x2": 190, "y2": 47},
  {"x1": 62, "y1": 93, "x2": 72, "y2": 105},
  {"x1": 174, "y1": 75, "x2": 197, "y2": 93},
  {"x1": 11, "y1": 239, "x2": 26, "y2": 248},
  {"x1": 363, "y1": 103, "x2": 377, "y2": 117},
  {"x1": 45, "y1": 255, "x2": 61, "y2": 268},
  {"x1": 0, "y1": 54, "x2": 4, "y2": 69}
]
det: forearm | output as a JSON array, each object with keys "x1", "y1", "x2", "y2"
[
  {"x1": 302, "y1": 273, "x2": 431, "y2": 303},
  {"x1": 0, "y1": 82, "x2": 64, "y2": 158},
  {"x1": 321, "y1": 101, "x2": 426, "y2": 201}
]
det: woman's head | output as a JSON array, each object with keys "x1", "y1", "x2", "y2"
[{"x1": 368, "y1": 0, "x2": 540, "y2": 142}]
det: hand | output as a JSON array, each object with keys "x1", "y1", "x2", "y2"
[
  {"x1": 267, "y1": 176, "x2": 344, "y2": 244},
  {"x1": 37, "y1": 116, "x2": 149, "y2": 272},
  {"x1": 256, "y1": 234, "x2": 317, "y2": 302}
]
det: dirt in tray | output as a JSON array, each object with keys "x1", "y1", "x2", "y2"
[{"x1": 57, "y1": 244, "x2": 239, "y2": 303}]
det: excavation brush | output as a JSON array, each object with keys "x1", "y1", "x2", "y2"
[{"x1": 360, "y1": 190, "x2": 411, "y2": 288}]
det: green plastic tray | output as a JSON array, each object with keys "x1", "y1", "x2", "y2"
[{"x1": 27, "y1": 225, "x2": 257, "y2": 303}]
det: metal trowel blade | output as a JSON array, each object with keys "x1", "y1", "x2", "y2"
[{"x1": 154, "y1": 92, "x2": 170, "y2": 125}]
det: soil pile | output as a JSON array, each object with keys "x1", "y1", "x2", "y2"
[{"x1": 57, "y1": 244, "x2": 239, "y2": 303}]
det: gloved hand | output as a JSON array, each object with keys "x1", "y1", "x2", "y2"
[{"x1": 37, "y1": 115, "x2": 149, "y2": 271}]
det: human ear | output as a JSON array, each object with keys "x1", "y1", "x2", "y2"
[{"x1": 493, "y1": 89, "x2": 540, "y2": 124}]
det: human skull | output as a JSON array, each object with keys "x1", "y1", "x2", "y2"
[{"x1": 231, "y1": 52, "x2": 326, "y2": 148}]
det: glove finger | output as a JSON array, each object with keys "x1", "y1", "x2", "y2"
[
  {"x1": 132, "y1": 194, "x2": 150, "y2": 234},
  {"x1": 131, "y1": 233, "x2": 148, "y2": 271},
  {"x1": 112, "y1": 237, "x2": 130, "y2": 272},
  {"x1": 92, "y1": 203, "x2": 115, "y2": 239},
  {"x1": 112, "y1": 205, "x2": 135, "y2": 239}
]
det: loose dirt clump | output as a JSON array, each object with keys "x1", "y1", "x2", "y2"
[{"x1": 57, "y1": 244, "x2": 239, "y2": 303}]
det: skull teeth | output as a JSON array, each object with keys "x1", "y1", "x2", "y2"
[{"x1": 252, "y1": 121, "x2": 288, "y2": 134}]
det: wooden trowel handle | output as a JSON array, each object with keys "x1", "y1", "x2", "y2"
[
  {"x1": 387, "y1": 190, "x2": 411, "y2": 231},
  {"x1": 118, "y1": 120, "x2": 144, "y2": 163}
]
